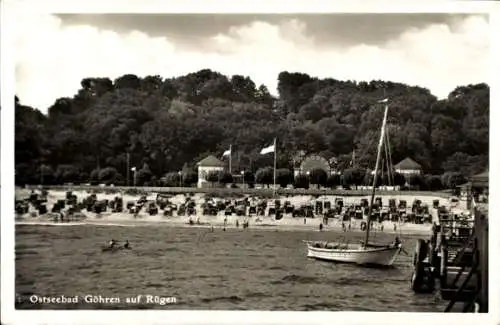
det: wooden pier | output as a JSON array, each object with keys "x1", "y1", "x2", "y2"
[{"x1": 410, "y1": 170, "x2": 488, "y2": 312}]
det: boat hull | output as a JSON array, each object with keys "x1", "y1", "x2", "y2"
[{"x1": 305, "y1": 242, "x2": 401, "y2": 266}]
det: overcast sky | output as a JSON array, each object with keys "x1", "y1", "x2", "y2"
[{"x1": 14, "y1": 13, "x2": 489, "y2": 113}]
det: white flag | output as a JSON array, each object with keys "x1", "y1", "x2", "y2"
[
  {"x1": 260, "y1": 142, "x2": 275, "y2": 155},
  {"x1": 222, "y1": 148, "x2": 231, "y2": 157},
  {"x1": 378, "y1": 98, "x2": 389, "y2": 103},
  {"x1": 130, "y1": 167, "x2": 136, "y2": 171}
]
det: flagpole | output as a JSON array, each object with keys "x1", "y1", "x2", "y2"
[
  {"x1": 126, "y1": 152, "x2": 130, "y2": 187},
  {"x1": 229, "y1": 144, "x2": 232, "y2": 174},
  {"x1": 273, "y1": 138, "x2": 277, "y2": 197}
]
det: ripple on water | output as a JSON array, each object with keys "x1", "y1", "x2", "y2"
[
  {"x1": 15, "y1": 224, "x2": 448, "y2": 311},
  {"x1": 200, "y1": 295, "x2": 244, "y2": 304}
]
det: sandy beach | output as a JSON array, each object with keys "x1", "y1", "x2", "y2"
[{"x1": 14, "y1": 188, "x2": 468, "y2": 236}]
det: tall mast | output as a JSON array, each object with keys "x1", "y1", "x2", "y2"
[
  {"x1": 273, "y1": 138, "x2": 277, "y2": 197},
  {"x1": 363, "y1": 101, "x2": 390, "y2": 247},
  {"x1": 229, "y1": 144, "x2": 232, "y2": 174}
]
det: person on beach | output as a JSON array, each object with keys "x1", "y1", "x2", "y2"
[
  {"x1": 380, "y1": 224, "x2": 384, "y2": 232},
  {"x1": 394, "y1": 223, "x2": 397, "y2": 232},
  {"x1": 348, "y1": 223, "x2": 351, "y2": 231},
  {"x1": 236, "y1": 220, "x2": 239, "y2": 228},
  {"x1": 108, "y1": 239, "x2": 116, "y2": 248},
  {"x1": 304, "y1": 217, "x2": 306, "y2": 225},
  {"x1": 319, "y1": 223, "x2": 323, "y2": 231},
  {"x1": 392, "y1": 236, "x2": 401, "y2": 247}
]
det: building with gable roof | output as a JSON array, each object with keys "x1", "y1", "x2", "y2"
[
  {"x1": 197, "y1": 155, "x2": 224, "y2": 188},
  {"x1": 459, "y1": 169, "x2": 488, "y2": 209},
  {"x1": 394, "y1": 157, "x2": 422, "y2": 176},
  {"x1": 294, "y1": 154, "x2": 331, "y2": 177}
]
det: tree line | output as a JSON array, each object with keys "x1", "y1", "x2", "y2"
[{"x1": 15, "y1": 69, "x2": 488, "y2": 189}]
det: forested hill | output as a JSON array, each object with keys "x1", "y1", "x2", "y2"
[{"x1": 15, "y1": 69, "x2": 489, "y2": 186}]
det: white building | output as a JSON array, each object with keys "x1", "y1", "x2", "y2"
[
  {"x1": 394, "y1": 157, "x2": 422, "y2": 176},
  {"x1": 197, "y1": 155, "x2": 224, "y2": 188},
  {"x1": 294, "y1": 154, "x2": 331, "y2": 178}
]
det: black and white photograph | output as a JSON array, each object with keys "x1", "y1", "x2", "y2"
[{"x1": 1, "y1": 1, "x2": 498, "y2": 324}]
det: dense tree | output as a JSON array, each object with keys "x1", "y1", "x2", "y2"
[
  {"x1": 276, "y1": 168, "x2": 293, "y2": 187},
  {"x1": 255, "y1": 167, "x2": 273, "y2": 185},
  {"x1": 14, "y1": 71, "x2": 488, "y2": 187},
  {"x1": 241, "y1": 171, "x2": 253, "y2": 182},
  {"x1": 163, "y1": 172, "x2": 181, "y2": 187},
  {"x1": 309, "y1": 168, "x2": 328, "y2": 187},
  {"x1": 342, "y1": 167, "x2": 366, "y2": 188},
  {"x1": 409, "y1": 174, "x2": 424, "y2": 190},
  {"x1": 294, "y1": 174, "x2": 310, "y2": 189},
  {"x1": 98, "y1": 167, "x2": 122, "y2": 185},
  {"x1": 54, "y1": 164, "x2": 80, "y2": 184},
  {"x1": 219, "y1": 171, "x2": 233, "y2": 184},
  {"x1": 326, "y1": 173, "x2": 341, "y2": 188},
  {"x1": 425, "y1": 175, "x2": 443, "y2": 191},
  {"x1": 182, "y1": 170, "x2": 198, "y2": 185},
  {"x1": 441, "y1": 172, "x2": 466, "y2": 190}
]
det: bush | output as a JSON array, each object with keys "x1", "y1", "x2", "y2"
[
  {"x1": 408, "y1": 174, "x2": 423, "y2": 189},
  {"x1": 309, "y1": 168, "x2": 327, "y2": 187},
  {"x1": 219, "y1": 171, "x2": 233, "y2": 184},
  {"x1": 94, "y1": 167, "x2": 123, "y2": 185},
  {"x1": 136, "y1": 164, "x2": 153, "y2": 186},
  {"x1": 294, "y1": 174, "x2": 309, "y2": 189},
  {"x1": 182, "y1": 170, "x2": 198, "y2": 185},
  {"x1": 276, "y1": 168, "x2": 293, "y2": 187},
  {"x1": 441, "y1": 172, "x2": 466, "y2": 189},
  {"x1": 393, "y1": 172, "x2": 406, "y2": 187},
  {"x1": 54, "y1": 164, "x2": 80, "y2": 184},
  {"x1": 243, "y1": 171, "x2": 255, "y2": 184},
  {"x1": 162, "y1": 172, "x2": 180, "y2": 187},
  {"x1": 425, "y1": 174, "x2": 443, "y2": 191},
  {"x1": 255, "y1": 166, "x2": 273, "y2": 185},
  {"x1": 342, "y1": 167, "x2": 366, "y2": 187},
  {"x1": 326, "y1": 174, "x2": 341, "y2": 188}
]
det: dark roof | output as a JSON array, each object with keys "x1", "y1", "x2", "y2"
[
  {"x1": 394, "y1": 157, "x2": 422, "y2": 170},
  {"x1": 197, "y1": 155, "x2": 224, "y2": 167},
  {"x1": 470, "y1": 169, "x2": 488, "y2": 181},
  {"x1": 470, "y1": 169, "x2": 488, "y2": 187},
  {"x1": 458, "y1": 182, "x2": 471, "y2": 188}
]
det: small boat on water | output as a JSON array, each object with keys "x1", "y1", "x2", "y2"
[
  {"x1": 305, "y1": 98, "x2": 403, "y2": 267},
  {"x1": 304, "y1": 240, "x2": 401, "y2": 266}
]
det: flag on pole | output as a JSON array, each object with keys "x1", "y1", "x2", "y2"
[
  {"x1": 131, "y1": 167, "x2": 136, "y2": 171},
  {"x1": 222, "y1": 147, "x2": 231, "y2": 157},
  {"x1": 378, "y1": 98, "x2": 389, "y2": 103},
  {"x1": 260, "y1": 141, "x2": 275, "y2": 155}
]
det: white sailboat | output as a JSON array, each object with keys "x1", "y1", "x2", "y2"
[{"x1": 304, "y1": 99, "x2": 402, "y2": 267}]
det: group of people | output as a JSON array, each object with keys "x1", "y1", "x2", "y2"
[{"x1": 107, "y1": 239, "x2": 130, "y2": 249}]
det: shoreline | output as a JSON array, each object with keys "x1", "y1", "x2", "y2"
[
  {"x1": 14, "y1": 188, "x2": 448, "y2": 237},
  {"x1": 15, "y1": 217, "x2": 432, "y2": 236}
]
